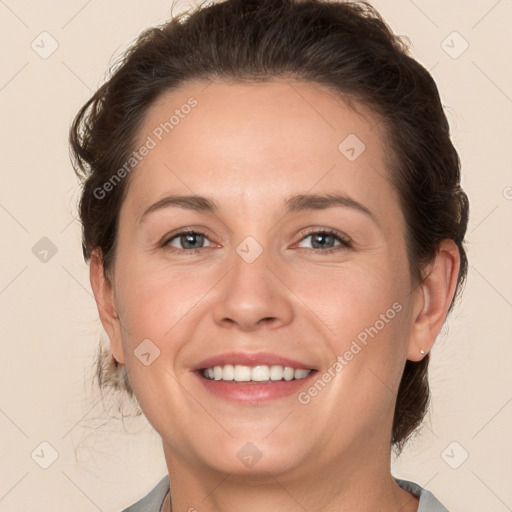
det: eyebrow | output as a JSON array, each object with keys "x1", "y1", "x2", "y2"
[{"x1": 139, "y1": 192, "x2": 378, "y2": 225}]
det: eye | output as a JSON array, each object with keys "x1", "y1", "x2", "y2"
[
  {"x1": 163, "y1": 230, "x2": 213, "y2": 252},
  {"x1": 161, "y1": 228, "x2": 351, "y2": 254},
  {"x1": 296, "y1": 229, "x2": 351, "y2": 253}
]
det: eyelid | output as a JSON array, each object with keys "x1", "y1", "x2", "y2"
[
  {"x1": 161, "y1": 226, "x2": 352, "y2": 254},
  {"x1": 294, "y1": 226, "x2": 351, "y2": 243},
  {"x1": 161, "y1": 227, "x2": 218, "y2": 251},
  {"x1": 293, "y1": 227, "x2": 352, "y2": 252}
]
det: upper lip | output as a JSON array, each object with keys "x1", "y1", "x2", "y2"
[{"x1": 192, "y1": 352, "x2": 317, "y2": 371}]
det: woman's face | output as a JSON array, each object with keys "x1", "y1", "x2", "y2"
[{"x1": 102, "y1": 79, "x2": 422, "y2": 477}]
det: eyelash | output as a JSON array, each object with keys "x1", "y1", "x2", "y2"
[{"x1": 161, "y1": 227, "x2": 352, "y2": 255}]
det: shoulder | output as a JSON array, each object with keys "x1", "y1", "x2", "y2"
[
  {"x1": 395, "y1": 477, "x2": 449, "y2": 512},
  {"x1": 119, "y1": 474, "x2": 447, "y2": 512},
  {"x1": 120, "y1": 475, "x2": 170, "y2": 512}
]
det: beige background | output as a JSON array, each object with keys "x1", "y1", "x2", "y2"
[{"x1": 0, "y1": 0, "x2": 511, "y2": 510}]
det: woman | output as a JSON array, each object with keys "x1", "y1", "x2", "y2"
[{"x1": 69, "y1": 0, "x2": 469, "y2": 510}]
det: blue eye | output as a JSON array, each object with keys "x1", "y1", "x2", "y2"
[
  {"x1": 164, "y1": 231, "x2": 211, "y2": 251},
  {"x1": 296, "y1": 229, "x2": 351, "y2": 253},
  {"x1": 162, "y1": 228, "x2": 351, "y2": 254}
]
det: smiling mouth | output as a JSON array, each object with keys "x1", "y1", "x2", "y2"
[{"x1": 200, "y1": 364, "x2": 313, "y2": 382}]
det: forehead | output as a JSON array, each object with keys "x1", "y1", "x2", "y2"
[{"x1": 123, "y1": 79, "x2": 398, "y2": 216}]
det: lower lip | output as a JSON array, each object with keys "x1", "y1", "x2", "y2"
[{"x1": 193, "y1": 371, "x2": 317, "y2": 403}]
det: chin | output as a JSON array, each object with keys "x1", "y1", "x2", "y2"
[{"x1": 184, "y1": 436, "x2": 309, "y2": 478}]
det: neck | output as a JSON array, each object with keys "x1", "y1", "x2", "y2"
[{"x1": 161, "y1": 437, "x2": 419, "y2": 512}]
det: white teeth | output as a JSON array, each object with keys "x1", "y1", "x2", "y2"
[
  {"x1": 251, "y1": 365, "x2": 270, "y2": 381},
  {"x1": 201, "y1": 364, "x2": 312, "y2": 382},
  {"x1": 283, "y1": 367, "x2": 294, "y2": 381},
  {"x1": 269, "y1": 365, "x2": 283, "y2": 381},
  {"x1": 294, "y1": 369, "x2": 310, "y2": 379},
  {"x1": 234, "y1": 365, "x2": 251, "y2": 381},
  {"x1": 222, "y1": 364, "x2": 234, "y2": 380}
]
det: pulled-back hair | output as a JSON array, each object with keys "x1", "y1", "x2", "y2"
[{"x1": 70, "y1": 0, "x2": 469, "y2": 453}]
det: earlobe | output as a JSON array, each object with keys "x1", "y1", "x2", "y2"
[
  {"x1": 89, "y1": 249, "x2": 125, "y2": 364},
  {"x1": 407, "y1": 240, "x2": 460, "y2": 361}
]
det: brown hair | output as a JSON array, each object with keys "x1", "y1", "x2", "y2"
[{"x1": 70, "y1": 0, "x2": 469, "y2": 452}]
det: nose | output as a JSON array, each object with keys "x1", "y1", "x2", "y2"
[{"x1": 211, "y1": 245, "x2": 294, "y2": 331}]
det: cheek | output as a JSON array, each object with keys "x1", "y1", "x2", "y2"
[
  {"x1": 304, "y1": 258, "x2": 412, "y2": 393},
  {"x1": 113, "y1": 256, "x2": 218, "y2": 351},
  {"x1": 300, "y1": 259, "x2": 408, "y2": 335},
  {"x1": 115, "y1": 245, "x2": 411, "y2": 343}
]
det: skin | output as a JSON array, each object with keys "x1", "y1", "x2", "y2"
[{"x1": 90, "y1": 79, "x2": 460, "y2": 512}]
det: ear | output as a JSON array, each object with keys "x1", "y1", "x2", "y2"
[
  {"x1": 89, "y1": 249, "x2": 125, "y2": 364},
  {"x1": 407, "y1": 239, "x2": 461, "y2": 361}
]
